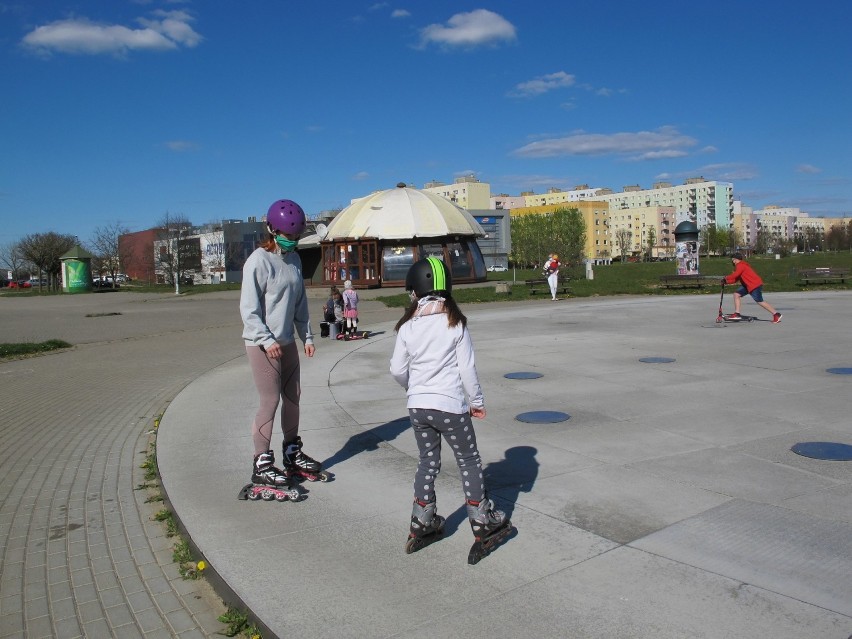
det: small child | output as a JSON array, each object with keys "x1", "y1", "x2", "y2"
[
  {"x1": 342, "y1": 280, "x2": 359, "y2": 339},
  {"x1": 390, "y1": 256, "x2": 512, "y2": 564},
  {"x1": 332, "y1": 290, "x2": 345, "y2": 337},
  {"x1": 722, "y1": 252, "x2": 782, "y2": 323}
]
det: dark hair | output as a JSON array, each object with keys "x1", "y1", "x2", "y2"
[
  {"x1": 260, "y1": 232, "x2": 277, "y2": 252},
  {"x1": 731, "y1": 252, "x2": 744, "y2": 260},
  {"x1": 394, "y1": 294, "x2": 467, "y2": 332}
]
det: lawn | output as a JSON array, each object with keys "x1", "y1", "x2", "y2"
[{"x1": 377, "y1": 253, "x2": 852, "y2": 307}]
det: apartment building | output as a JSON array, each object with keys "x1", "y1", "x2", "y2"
[
  {"x1": 590, "y1": 178, "x2": 734, "y2": 230},
  {"x1": 422, "y1": 175, "x2": 491, "y2": 210}
]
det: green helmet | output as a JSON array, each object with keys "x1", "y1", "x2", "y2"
[{"x1": 405, "y1": 256, "x2": 452, "y2": 297}]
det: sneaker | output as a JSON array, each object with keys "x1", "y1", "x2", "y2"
[
  {"x1": 772, "y1": 313, "x2": 782, "y2": 324},
  {"x1": 728, "y1": 312, "x2": 741, "y2": 319}
]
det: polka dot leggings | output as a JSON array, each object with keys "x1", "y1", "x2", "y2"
[{"x1": 409, "y1": 407, "x2": 485, "y2": 505}]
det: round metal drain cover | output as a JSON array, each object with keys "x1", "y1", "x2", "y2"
[
  {"x1": 639, "y1": 357, "x2": 676, "y2": 363},
  {"x1": 516, "y1": 411, "x2": 570, "y2": 423},
  {"x1": 826, "y1": 367, "x2": 852, "y2": 375},
  {"x1": 791, "y1": 442, "x2": 852, "y2": 461},
  {"x1": 504, "y1": 372, "x2": 543, "y2": 379}
]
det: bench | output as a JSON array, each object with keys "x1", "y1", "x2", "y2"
[
  {"x1": 526, "y1": 278, "x2": 571, "y2": 296},
  {"x1": 797, "y1": 267, "x2": 849, "y2": 285},
  {"x1": 659, "y1": 274, "x2": 719, "y2": 289}
]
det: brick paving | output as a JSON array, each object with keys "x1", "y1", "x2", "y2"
[{"x1": 0, "y1": 292, "x2": 248, "y2": 638}]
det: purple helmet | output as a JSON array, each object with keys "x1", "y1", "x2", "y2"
[{"x1": 266, "y1": 199, "x2": 306, "y2": 236}]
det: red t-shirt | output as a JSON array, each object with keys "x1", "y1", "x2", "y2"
[{"x1": 724, "y1": 260, "x2": 763, "y2": 292}]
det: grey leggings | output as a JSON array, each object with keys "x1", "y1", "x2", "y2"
[
  {"x1": 246, "y1": 343, "x2": 300, "y2": 455},
  {"x1": 409, "y1": 407, "x2": 485, "y2": 505}
]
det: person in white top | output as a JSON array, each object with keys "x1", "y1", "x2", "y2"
[
  {"x1": 390, "y1": 256, "x2": 511, "y2": 562},
  {"x1": 543, "y1": 253, "x2": 561, "y2": 300}
]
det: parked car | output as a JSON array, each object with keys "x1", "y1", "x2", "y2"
[
  {"x1": 11, "y1": 279, "x2": 32, "y2": 288},
  {"x1": 487, "y1": 264, "x2": 508, "y2": 272},
  {"x1": 93, "y1": 277, "x2": 119, "y2": 289}
]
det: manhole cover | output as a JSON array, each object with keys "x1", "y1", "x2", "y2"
[
  {"x1": 791, "y1": 442, "x2": 852, "y2": 461},
  {"x1": 504, "y1": 372, "x2": 543, "y2": 379},
  {"x1": 516, "y1": 411, "x2": 570, "y2": 423},
  {"x1": 639, "y1": 357, "x2": 676, "y2": 363}
]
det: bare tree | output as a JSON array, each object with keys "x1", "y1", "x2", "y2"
[
  {"x1": 89, "y1": 222, "x2": 131, "y2": 282},
  {"x1": 155, "y1": 212, "x2": 193, "y2": 285},
  {"x1": 0, "y1": 242, "x2": 28, "y2": 284},
  {"x1": 17, "y1": 232, "x2": 76, "y2": 290},
  {"x1": 614, "y1": 228, "x2": 632, "y2": 262}
]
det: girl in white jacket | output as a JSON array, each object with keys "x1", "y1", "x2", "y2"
[{"x1": 390, "y1": 257, "x2": 511, "y2": 563}]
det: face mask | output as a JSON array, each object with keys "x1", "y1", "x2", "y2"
[{"x1": 275, "y1": 236, "x2": 299, "y2": 252}]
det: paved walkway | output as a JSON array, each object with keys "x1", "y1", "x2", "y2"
[
  {"x1": 3, "y1": 288, "x2": 852, "y2": 638},
  {"x1": 1, "y1": 291, "x2": 248, "y2": 638}
]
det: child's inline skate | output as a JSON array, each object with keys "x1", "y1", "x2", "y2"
[
  {"x1": 405, "y1": 499, "x2": 445, "y2": 554},
  {"x1": 466, "y1": 497, "x2": 512, "y2": 565},
  {"x1": 238, "y1": 450, "x2": 304, "y2": 502},
  {"x1": 282, "y1": 436, "x2": 333, "y2": 482}
]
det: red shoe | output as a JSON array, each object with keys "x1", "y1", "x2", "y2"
[{"x1": 772, "y1": 313, "x2": 782, "y2": 324}]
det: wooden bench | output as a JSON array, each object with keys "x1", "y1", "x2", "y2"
[
  {"x1": 797, "y1": 267, "x2": 849, "y2": 284},
  {"x1": 659, "y1": 274, "x2": 719, "y2": 289},
  {"x1": 526, "y1": 278, "x2": 571, "y2": 296}
]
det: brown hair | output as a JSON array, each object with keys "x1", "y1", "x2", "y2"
[
  {"x1": 394, "y1": 294, "x2": 467, "y2": 332},
  {"x1": 259, "y1": 233, "x2": 277, "y2": 252}
]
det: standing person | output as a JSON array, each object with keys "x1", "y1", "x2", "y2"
[
  {"x1": 389, "y1": 256, "x2": 512, "y2": 564},
  {"x1": 342, "y1": 280, "x2": 360, "y2": 339},
  {"x1": 543, "y1": 253, "x2": 561, "y2": 300},
  {"x1": 240, "y1": 199, "x2": 327, "y2": 493},
  {"x1": 722, "y1": 252, "x2": 782, "y2": 323}
]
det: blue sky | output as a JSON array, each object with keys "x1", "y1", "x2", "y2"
[{"x1": 2, "y1": 0, "x2": 850, "y2": 245}]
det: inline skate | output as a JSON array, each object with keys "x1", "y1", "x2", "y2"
[
  {"x1": 405, "y1": 499, "x2": 445, "y2": 554},
  {"x1": 283, "y1": 436, "x2": 333, "y2": 482},
  {"x1": 238, "y1": 450, "x2": 304, "y2": 502},
  {"x1": 466, "y1": 497, "x2": 512, "y2": 565}
]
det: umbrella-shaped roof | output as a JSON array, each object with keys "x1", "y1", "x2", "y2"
[{"x1": 324, "y1": 184, "x2": 484, "y2": 241}]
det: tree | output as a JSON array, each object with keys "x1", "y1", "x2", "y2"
[
  {"x1": 508, "y1": 207, "x2": 586, "y2": 270},
  {"x1": 614, "y1": 228, "x2": 632, "y2": 262},
  {"x1": 155, "y1": 212, "x2": 193, "y2": 285},
  {"x1": 0, "y1": 242, "x2": 27, "y2": 283},
  {"x1": 89, "y1": 222, "x2": 132, "y2": 281},
  {"x1": 645, "y1": 225, "x2": 657, "y2": 261},
  {"x1": 17, "y1": 232, "x2": 76, "y2": 290},
  {"x1": 753, "y1": 228, "x2": 772, "y2": 254}
]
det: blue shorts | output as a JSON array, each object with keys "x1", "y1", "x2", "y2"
[{"x1": 737, "y1": 285, "x2": 764, "y2": 302}]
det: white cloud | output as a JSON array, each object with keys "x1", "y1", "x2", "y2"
[
  {"x1": 513, "y1": 126, "x2": 698, "y2": 161},
  {"x1": 164, "y1": 140, "x2": 199, "y2": 152},
  {"x1": 392, "y1": 9, "x2": 411, "y2": 19},
  {"x1": 509, "y1": 71, "x2": 575, "y2": 98},
  {"x1": 21, "y1": 10, "x2": 201, "y2": 56},
  {"x1": 353, "y1": 171, "x2": 370, "y2": 181},
  {"x1": 796, "y1": 163, "x2": 822, "y2": 174},
  {"x1": 419, "y1": 9, "x2": 516, "y2": 48},
  {"x1": 657, "y1": 162, "x2": 759, "y2": 183}
]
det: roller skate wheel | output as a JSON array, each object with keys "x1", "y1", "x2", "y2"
[
  {"x1": 275, "y1": 492, "x2": 288, "y2": 502},
  {"x1": 405, "y1": 537, "x2": 423, "y2": 554},
  {"x1": 247, "y1": 490, "x2": 261, "y2": 501},
  {"x1": 287, "y1": 489, "x2": 302, "y2": 500},
  {"x1": 261, "y1": 490, "x2": 275, "y2": 501}
]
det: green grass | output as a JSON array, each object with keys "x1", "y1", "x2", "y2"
[
  {"x1": 0, "y1": 339, "x2": 72, "y2": 359},
  {"x1": 377, "y1": 253, "x2": 852, "y2": 307}
]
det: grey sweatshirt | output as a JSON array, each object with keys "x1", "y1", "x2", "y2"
[
  {"x1": 240, "y1": 248, "x2": 313, "y2": 349},
  {"x1": 389, "y1": 299, "x2": 484, "y2": 414}
]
